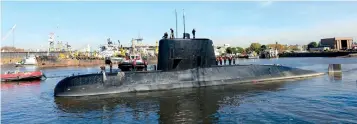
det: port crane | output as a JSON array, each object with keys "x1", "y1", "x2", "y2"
[{"x1": 1, "y1": 24, "x2": 17, "y2": 47}]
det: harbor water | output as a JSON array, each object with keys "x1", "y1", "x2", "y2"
[{"x1": 1, "y1": 57, "x2": 357, "y2": 123}]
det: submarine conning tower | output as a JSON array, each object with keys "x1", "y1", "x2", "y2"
[{"x1": 157, "y1": 38, "x2": 217, "y2": 71}]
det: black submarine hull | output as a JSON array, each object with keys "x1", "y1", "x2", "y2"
[{"x1": 54, "y1": 65, "x2": 324, "y2": 97}]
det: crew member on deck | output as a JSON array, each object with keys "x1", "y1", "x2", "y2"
[
  {"x1": 219, "y1": 56, "x2": 223, "y2": 65},
  {"x1": 109, "y1": 61, "x2": 113, "y2": 73},
  {"x1": 192, "y1": 29, "x2": 196, "y2": 39},
  {"x1": 228, "y1": 56, "x2": 232, "y2": 65},
  {"x1": 233, "y1": 56, "x2": 236, "y2": 65},
  {"x1": 223, "y1": 56, "x2": 227, "y2": 65},
  {"x1": 163, "y1": 32, "x2": 168, "y2": 39},
  {"x1": 170, "y1": 28, "x2": 175, "y2": 39}
]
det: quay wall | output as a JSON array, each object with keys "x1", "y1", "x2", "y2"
[
  {"x1": 1, "y1": 51, "x2": 68, "y2": 58},
  {"x1": 1, "y1": 58, "x2": 22, "y2": 65},
  {"x1": 279, "y1": 51, "x2": 357, "y2": 57},
  {"x1": 1, "y1": 52, "x2": 68, "y2": 64}
]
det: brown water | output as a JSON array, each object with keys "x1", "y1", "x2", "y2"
[{"x1": 1, "y1": 57, "x2": 357, "y2": 123}]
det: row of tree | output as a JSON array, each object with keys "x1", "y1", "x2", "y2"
[
  {"x1": 224, "y1": 43, "x2": 302, "y2": 54},
  {"x1": 0, "y1": 46, "x2": 25, "y2": 52},
  {"x1": 225, "y1": 40, "x2": 357, "y2": 54},
  {"x1": 307, "y1": 41, "x2": 319, "y2": 50}
]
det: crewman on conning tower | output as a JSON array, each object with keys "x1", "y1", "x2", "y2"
[
  {"x1": 170, "y1": 28, "x2": 175, "y2": 39},
  {"x1": 192, "y1": 29, "x2": 196, "y2": 39},
  {"x1": 163, "y1": 32, "x2": 168, "y2": 39}
]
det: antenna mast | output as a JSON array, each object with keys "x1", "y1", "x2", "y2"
[
  {"x1": 183, "y1": 9, "x2": 186, "y2": 38},
  {"x1": 175, "y1": 9, "x2": 178, "y2": 38}
]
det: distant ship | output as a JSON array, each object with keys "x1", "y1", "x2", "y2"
[
  {"x1": 99, "y1": 38, "x2": 126, "y2": 64},
  {"x1": 248, "y1": 51, "x2": 260, "y2": 59},
  {"x1": 16, "y1": 54, "x2": 37, "y2": 65},
  {"x1": 98, "y1": 38, "x2": 122, "y2": 58}
]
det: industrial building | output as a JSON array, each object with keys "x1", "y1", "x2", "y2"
[{"x1": 320, "y1": 37, "x2": 353, "y2": 50}]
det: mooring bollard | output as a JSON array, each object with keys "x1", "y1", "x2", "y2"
[
  {"x1": 100, "y1": 65, "x2": 107, "y2": 81},
  {"x1": 328, "y1": 64, "x2": 342, "y2": 73}
]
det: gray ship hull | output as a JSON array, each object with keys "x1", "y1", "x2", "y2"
[{"x1": 54, "y1": 65, "x2": 324, "y2": 97}]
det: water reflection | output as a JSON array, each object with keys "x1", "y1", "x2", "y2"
[
  {"x1": 328, "y1": 64, "x2": 342, "y2": 81},
  {"x1": 1, "y1": 80, "x2": 41, "y2": 90},
  {"x1": 55, "y1": 82, "x2": 285, "y2": 123},
  {"x1": 328, "y1": 72, "x2": 342, "y2": 81}
]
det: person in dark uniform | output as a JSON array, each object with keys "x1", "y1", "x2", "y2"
[
  {"x1": 223, "y1": 56, "x2": 227, "y2": 65},
  {"x1": 163, "y1": 32, "x2": 168, "y2": 39},
  {"x1": 219, "y1": 56, "x2": 223, "y2": 65},
  {"x1": 109, "y1": 61, "x2": 113, "y2": 73},
  {"x1": 228, "y1": 56, "x2": 232, "y2": 65},
  {"x1": 170, "y1": 28, "x2": 174, "y2": 39},
  {"x1": 192, "y1": 29, "x2": 196, "y2": 39},
  {"x1": 216, "y1": 57, "x2": 219, "y2": 65},
  {"x1": 233, "y1": 56, "x2": 236, "y2": 65}
]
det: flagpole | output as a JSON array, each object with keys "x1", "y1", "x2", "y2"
[
  {"x1": 175, "y1": 9, "x2": 178, "y2": 38},
  {"x1": 183, "y1": 9, "x2": 186, "y2": 39}
]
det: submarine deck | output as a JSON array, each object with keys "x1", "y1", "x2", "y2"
[{"x1": 54, "y1": 65, "x2": 324, "y2": 97}]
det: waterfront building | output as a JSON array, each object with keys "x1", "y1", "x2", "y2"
[
  {"x1": 214, "y1": 46, "x2": 227, "y2": 56},
  {"x1": 309, "y1": 47, "x2": 330, "y2": 52},
  {"x1": 320, "y1": 37, "x2": 353, "y2": 50}
]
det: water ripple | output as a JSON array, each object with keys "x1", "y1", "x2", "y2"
[{"x1": 2, "y1": 58, "x2": 357, "y2": 123}]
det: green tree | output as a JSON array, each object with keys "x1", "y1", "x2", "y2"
[
  {"x1": 307, "y1": 42, "x2": 318, "y2": 50},
  {"x1": 292, "y1": 46, "x2": 300, "y2": 51},
  {"x1": 231, "y1": 47, "x2": 238, "y2": 54},
  {"x1": 261, "y1": 45, "x2": 267, "y2": 51},
  {"x1": 245, "y1": 47, "x2": 250, "y2": 53},
  {"x1": 226, "y1": 47, "x2": 233, "y2": 54},
  {"x1": 236, "y1": 47, "x2": 244, "y2": 53},
  {"x1": 249, "y1": 43, "x2": 262, "y2": 53}
]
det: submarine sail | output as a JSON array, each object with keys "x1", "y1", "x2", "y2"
[{"x1": 157, "y1": 38, "x2": 216, "y2": 71}]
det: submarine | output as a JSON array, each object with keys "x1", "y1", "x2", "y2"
[{"x1": 54, "y1": 34, "x2": 324, "y2": 97}]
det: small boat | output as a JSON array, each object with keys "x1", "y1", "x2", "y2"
[
  {"x1": 248, "y1": 51, "x2": 260, "y2": 59},
  {"x1": 110, "y1": 57, "x2": 124, "y2": 64},
  {"x1": 16, "y1": 55, "x2": 37, "y2": 66},
  {"x1": 1, "y1": 71, "x2": 43, "y2": 82},
  {"x1": 118, "y1": 54, "x2": 148, "y2": 71}
]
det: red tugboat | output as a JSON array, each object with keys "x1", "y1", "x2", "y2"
[
  {"x1": 118, "y1": 54, "x2": 148, "y2": 71},
  {"x1": 1, "y1": 71, "x2": 44, "y2": 82}
]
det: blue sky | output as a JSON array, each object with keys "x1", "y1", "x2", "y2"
[{"x1": 2, "y1": 1, "x2": 357, "y2": 50}]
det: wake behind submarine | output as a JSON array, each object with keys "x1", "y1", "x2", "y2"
[{"x1": 54, "y1": 35, "x2": 324, "y2": 97}]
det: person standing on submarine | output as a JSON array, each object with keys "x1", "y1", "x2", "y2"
[
  {"x1": 170, "y1": 28, "x2": 174, "y2": 39},
  {"x1": 109, "y1": 61, "x2": 113, "y2": 73},
  {"x1": 228, "y1": 56, "x2": 232, "y2": 65},
  {"x1": 163, "y1": 32, "x2": 168, "y2": 39},
  {"x1": 192, "y1": 29, "x2": 196, "y2": 39},
  {"x1": 219, "y1": 56, "x2": 223, "y2": 65},
  {"x1": 223, "y1": 56, "x2": 227, "y2": 65},
  {"x1": 233, "y1": 56, "x2": 236, "y2": 65}
]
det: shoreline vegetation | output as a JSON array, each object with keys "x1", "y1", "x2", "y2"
[
  {"x1": 0, "y1": 56, "x2": 159, "y2": 67},
  {"x1": 1, "y1": 51, "x2": 356, "y2": 67},
  {"x1": 279, "y1": 51, "x2": 357, "y2": 58}
]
